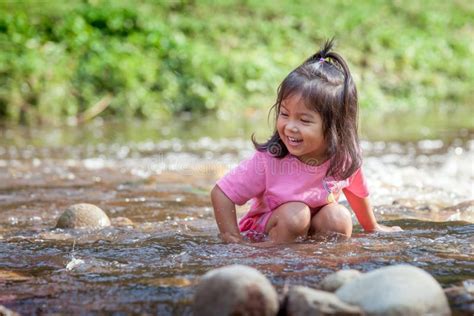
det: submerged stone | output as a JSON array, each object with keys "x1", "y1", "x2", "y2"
[
  {"x1": 286, "y1": 286, "x2": 362, "y2": 316},
  {"x1": 336, "y1": 264, "x2": 450, "y2": 316},
  {"x1": 193, "y1": 264, "x2": 278, "y2": 316},
  {"x1": 56, "y1": 203, "x2": 111, "y2": 229},
  {"x1": 319, "y1": 269, "x2": 362, "y2": 292}
]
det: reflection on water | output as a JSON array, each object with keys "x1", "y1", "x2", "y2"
[{"x1": 0, "y1": 119, "x2": 473, "y2": 315}]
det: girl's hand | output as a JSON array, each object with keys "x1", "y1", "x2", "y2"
[
  {"x1": 373, "y1": 223, "x2": 403, "y2": 233},
  {"x1": 219, "y1": 232, "x2": 244, "y2": 243}
]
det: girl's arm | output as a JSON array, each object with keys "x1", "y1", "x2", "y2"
[
  {"x1": 343, "y1": 188, "x2": 402, "y2": 232},
  {"x1": 211, "y1": 185, "x2": 243, "y2": 243}
]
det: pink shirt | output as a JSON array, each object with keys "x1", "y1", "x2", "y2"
[{"x1": 217, "y1": 151, "x2": 369, "y2": 233}]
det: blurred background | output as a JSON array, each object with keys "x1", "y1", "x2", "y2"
[{"x1": 0, "y1": 0, "x2": 472, "y2": 140}]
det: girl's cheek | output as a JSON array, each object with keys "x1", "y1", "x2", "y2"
[{"x1": 276, "y1": 119, "x2": 285, "y2": 130}]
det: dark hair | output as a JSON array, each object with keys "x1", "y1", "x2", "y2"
[{"x1": 252, "y1": 39, "x2": 361, "y2": 180}]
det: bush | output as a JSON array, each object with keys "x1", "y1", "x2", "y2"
[{"x1": 0, "y1": 0, "x2": 472, "y2": 124}]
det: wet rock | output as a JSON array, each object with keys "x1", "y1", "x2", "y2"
[
  {"x1": 0, "y1": 305, "x2": 20, "y2": 316},
  {"x1": 286, "y1": 286, "x2": 362, "y2": 316},
  {"x1": 193, "y1": 265, "x2": 278, "y2": 316},
  {"x1": 320, "y1": 269, "x2": 362, "y2": 292},
  {"x1": 56, "y1": 203, "x2": 111, "y2": 229},
  {"x1": 336, "y1": 264, "x2": 450, "y2": 316},
  {"x1": 444, "y1": 280, "x2": 474, "y2": 315}
]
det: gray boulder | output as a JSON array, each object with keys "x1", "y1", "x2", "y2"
[
  {"x1": 56, "y1": 203, "x2": 111, "y2": 229},
  {"x1": 320, "y1": 269, "x2": 362, "y2": 292},
  {"x1": 286, "y1": 286, "x2": 362, "y2": 316},
  {"x1": 336, "y1": 264, "x2": 450, "y2": 316},
  {"x1": 193, "y1": 265, "x2": 279, "y2": 316}
]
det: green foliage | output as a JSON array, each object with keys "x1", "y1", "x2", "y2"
[{"x1": 0, "y1": 0, "x2": 472, "y2": 124}]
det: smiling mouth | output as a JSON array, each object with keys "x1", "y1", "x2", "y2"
[{"x1": 287, "y1": 136, "x2": 303, "y2": 144}]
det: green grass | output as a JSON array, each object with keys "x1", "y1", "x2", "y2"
[{"x1": 0, "y1": 0, "x2": 472, "y2": 125}]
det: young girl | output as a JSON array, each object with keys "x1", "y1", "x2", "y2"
[{"x1": 211, "y1": 40, "x2": 402, "y2": 244}]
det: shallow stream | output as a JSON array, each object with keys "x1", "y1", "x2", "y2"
[{"x1": 0, "y1": 117, "x2": 472, "y2": 315}]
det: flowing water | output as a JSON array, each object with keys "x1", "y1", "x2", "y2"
[{"x1": 0, "y1": 117, "x2": 473, "y2": 315}]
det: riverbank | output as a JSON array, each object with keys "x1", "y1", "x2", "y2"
[{"x1": 1, "y1": 0, "x2": 472, "y2": 124}]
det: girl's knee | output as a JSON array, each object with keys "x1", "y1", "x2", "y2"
[
  {"x1": 311, "y1": 204, "x2": 353, "y2": 237},
  {"x1": 268, "y1": 202, "x2": 311, "y2": 236}
]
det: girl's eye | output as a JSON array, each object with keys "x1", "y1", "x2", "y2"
[
  {"x1": 301, "y1": 119, "x2": 312, "y2": 123},
  {"x1": 279, "y1": 112, "x2": 288, "y2": 117}
]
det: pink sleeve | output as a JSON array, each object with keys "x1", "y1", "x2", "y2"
[
  {"x1": 344, "y1": 167, "x2": 370, "y2": 198},
  {"x1": 216, "y1": 151, "x2": 266, "y2": 205}
]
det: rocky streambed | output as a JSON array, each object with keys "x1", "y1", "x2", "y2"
[{"x1": 0, "y1": 122, "x2": 472, "y2": 315}]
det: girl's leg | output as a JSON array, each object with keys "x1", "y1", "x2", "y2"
[
  {"x1": 310, "y1": 203, "x2": 353, "y2": 238},
  {"x1": 264, "y1": 202, "x2": 311, "y2": 244}
]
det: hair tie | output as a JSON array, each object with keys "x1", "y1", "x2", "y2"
[{"x1": 319, "y1": 57, "x2": 325, "y2": 63}]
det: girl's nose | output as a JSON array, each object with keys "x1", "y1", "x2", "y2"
[{"x1": 286, "y1": 122, "x2": 298, "y2": 133}]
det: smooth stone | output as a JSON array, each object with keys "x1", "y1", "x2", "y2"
[
  {"x1": 56, "y1": 203, "x2": 111, "y2": 229},
  {"x1": 320, "y1": 269, "x2": 362, "y2": 292},
  {"x1": 286, "y1": 286, "x2": 362, "y2": 316},
  {"x1": 0, "y1": 305, "x2": 20, "y2": 316},
  {"x1": 336, "y1": 264, "x2": 450, "y2": 316},
  {"x1": 193, "y1": 265, "x2": 278, "y2": 316}
]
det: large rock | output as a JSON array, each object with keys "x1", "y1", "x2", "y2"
[
  {"x1": 56, "y1": 203, "x2": 111, "y2": 229},
  {"x1": 335, "y1": 264, "x2": 450, "y2": 315},
  {"x1": 286, "y1": 286, "x2": 362, "y2": 316},
  {"x1": 320, "y1": 269, "x2": 362, "y2": 292},
  {"x1": 193, "y1": 265, "x2": 279, "y2": 316}
]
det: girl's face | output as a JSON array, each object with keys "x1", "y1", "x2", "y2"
[{"x1": 277, "y1": 94, "x2": 327, "y2": 165}]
